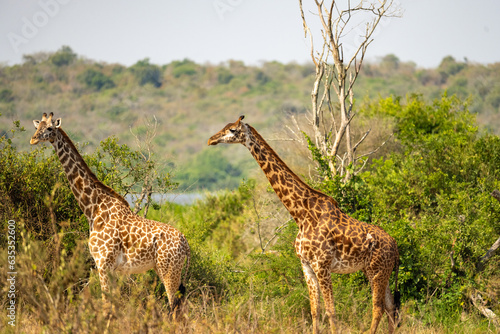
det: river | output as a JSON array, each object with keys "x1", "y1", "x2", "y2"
[{"x1": 126, "y1": 193, "x2": 205, "y2": 207}]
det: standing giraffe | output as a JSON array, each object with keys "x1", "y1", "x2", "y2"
[
  {"x1": 30, "y1": 112, "x2": 190, "y2": 315},
  {"x1": 208, "y1": 116, "x2": 400, "y2": 334}
]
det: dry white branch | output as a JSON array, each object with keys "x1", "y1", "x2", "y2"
[
  {"x1": 469, "y1": 290, "x2": 499, "y2": 328},
  {"x1": 353, "y1": 128, "x2": 371, "y2": 153},
  {"x1": 355, "y1": 132, "x2": 394, "y2": 161}
]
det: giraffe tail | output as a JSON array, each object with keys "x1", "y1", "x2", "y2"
[
  {"x1": 172, "y1": 283, "x2": 186, "y2": 312},
  {"x1": 393, "y1": 249, "x2": 401, "y2": 326},
  {"x1": 172, "y1": 241, "x2": 191, "y2": 312}
]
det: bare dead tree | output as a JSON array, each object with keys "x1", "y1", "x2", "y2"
[{"x1": 298, "y1": 0, "x2": 401, "y2": 180}]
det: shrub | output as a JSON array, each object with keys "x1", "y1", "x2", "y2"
[
  {"x1": 50, "y1": 45, "x2": 77, "y2": 67},
  {"x1": 130, "y1": 58, "x2": 162, "y2": 87},
  {"x1": 171, "y1": 58, "x2": 197, "y2": 78},
  {"x1": 0, "y1": 120, "x2": 84, "y2": 250},
  {"x1": 217, "y1": 68, "x2": 234, "y2": 84},
  {"x1": 0, "y1": 88, "x2": 14, "y2": 102},
  {"x1": 366, "y1": 94, "x2": 500, "y2": 309},
  {"x1": 78, "y1": 68, "x2": 115, "y2": 91}
]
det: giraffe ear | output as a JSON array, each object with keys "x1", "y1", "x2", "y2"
[
  {"x1": 33, "y1": 120, "x2": 40, "y2": 129},
  {"x1": 236, "y1": 115, "x2": 245, "y2": 125},
  {"x1": 54, "y1": 118, "x2": 62, "y2": 128}
]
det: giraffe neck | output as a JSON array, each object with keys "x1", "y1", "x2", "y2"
[
  {"x1": 51, "y1": 129, "x2": 130, "y2": 223},
  {"x1": 243, "y1": 125, "x2": 324, "y2": 218}
]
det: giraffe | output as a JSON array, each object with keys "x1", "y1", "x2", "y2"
[
  {"x1": 208, "y1": 116, "x2": 400, "y2": 334},
  {"x1": 30, "y1": 112, "x2": 190, "y2": 315}
]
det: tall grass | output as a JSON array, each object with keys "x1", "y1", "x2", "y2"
[{"x1": 1, "y1": 220, "x2": 494, "y2": 333}]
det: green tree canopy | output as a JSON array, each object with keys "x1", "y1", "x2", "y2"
[
  {"x1": 78, "y1": 68, "x2": 115, "y2": 91},
  {"x1": 130, "y1": 58, "x2": 162, "y2": 87},
  {"x1": 49, "y1": 46, "x2": 77, "y2": 67}
]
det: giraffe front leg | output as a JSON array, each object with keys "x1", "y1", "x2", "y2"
[
  {"x1": 97, "y1": 267, "x2": 114, "y2": 318},
  {"x1": 315, "y1": 269, "x2": 337, "y2": 334},
  {"x1": 301, "y1": 260, "x2": 321, "y2": 334}
]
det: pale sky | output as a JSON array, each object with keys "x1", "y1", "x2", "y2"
[{"x1": 1, "y1": 0, "x2": 499, "y2": 68}]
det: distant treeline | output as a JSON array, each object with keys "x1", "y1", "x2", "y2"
[{"x1": 1, "y1": 46, "x2": 499, "y2": 190}]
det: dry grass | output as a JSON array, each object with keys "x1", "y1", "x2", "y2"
[
  {"x1": 1, "y1": 223, "x2": 496, "y2": 334},
  {"x1": 3, "y1": 273, "x2": 493, "y2": 334}
]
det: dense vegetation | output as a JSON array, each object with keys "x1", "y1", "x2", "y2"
[{"x1": 1, "y1": 47, "x2": 500, "y2": 332}]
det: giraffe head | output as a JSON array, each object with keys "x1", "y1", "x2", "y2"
[
  {"x1": 207, "y1": 115, "x2": 247, "y2": 146},
  {"x1": 30, "y1": 112, "x2": 62, "y2": 145}
]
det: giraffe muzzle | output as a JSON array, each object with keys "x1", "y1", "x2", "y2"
[{"x1": 207, "y1": 137, "x2": 219, "y2": 146}]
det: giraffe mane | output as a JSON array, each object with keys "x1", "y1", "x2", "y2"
[
  {"x1": 247, "y1": 125, "x2": 339, "y2": 207},
  {"x1": 58, "y1": 128, "x2": 131, "y2": 209}
]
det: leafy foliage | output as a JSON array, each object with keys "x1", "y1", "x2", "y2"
[
  {"x1": 49, "y1": 45, "x2": 77, "y2": 67},
  {"x1": 365, "y1": 95, "x2": 500, "y2": 310},
  {"x1": 0, "y1": 119, "x2": 84, "y2": 250},
  {"x1": 0, "y1": 88, "x2": 14, "y2": 102},
  {"x1": 129, "y1": 58, "x2": 162, "y2": 87},
  {"x1": 170, "y1": 58, "x2": 198, "y2": 78},
  {"x1": 78, "y1": 68, "x2": 115, "y2": 91},
  {"x1": 86, "y1": 136, "x2": 176, "y2": 201}
]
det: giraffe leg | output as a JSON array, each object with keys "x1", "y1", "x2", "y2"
[
  {"x1": 301, "y1": 260, "x2": 321, "y2": 334},
  {"x1": 368, "y1": 274, "x2": 390, "y2": 334},
  {"x1": 97, "y1": 267, "x2": 114, "y2": 318},
  {"x1": 315, "y1": 270, "x2": 337, "y2": 334},
  {"x1": 383, "y1": 284, "x2": 396, "y2": 334}
]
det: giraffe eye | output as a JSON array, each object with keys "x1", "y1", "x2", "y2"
[{"x1": 229, "y1": 128, "x2": 236, "y2": 134}]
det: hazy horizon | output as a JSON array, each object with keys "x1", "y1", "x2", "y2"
[{"x1": 1, "y1": 1, "x2": 500, "y2": 69}]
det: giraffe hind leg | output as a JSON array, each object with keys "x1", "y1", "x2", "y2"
[
  {"x1": 367, "y1": 273, "x2": 393, "y2": 334},
  {"x1": 383, "y1": 284, "x2": 396, "y2": 334}
]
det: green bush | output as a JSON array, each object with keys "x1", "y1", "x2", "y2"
[
  {"x1": 147, "y1": 180, "x2": 255, "y2": 293},
  {"x1": 171, "y1": 58, "x2": 197, "y2": 78},
  {"x1": 366, "y1": 94, "x2": 500, "y2": 310},
  {"x1": 0, "y1": 88, "x2": 14, "y2": 102},
  {"x1": 0, "y1": 120, "x2": 85, "y2": 251},
  {"x1": 217, "y1": 68, "x2": 234, "y2": 84},
  {"x1": 49, "y1": 46, "x2": 77, "y2": 67},
  {"x1": 78, "y1": 68, "x2": 115, "y2": 91},
  {"x1": 130, "y1": 58, "x2": 162, "y2": 87}
]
